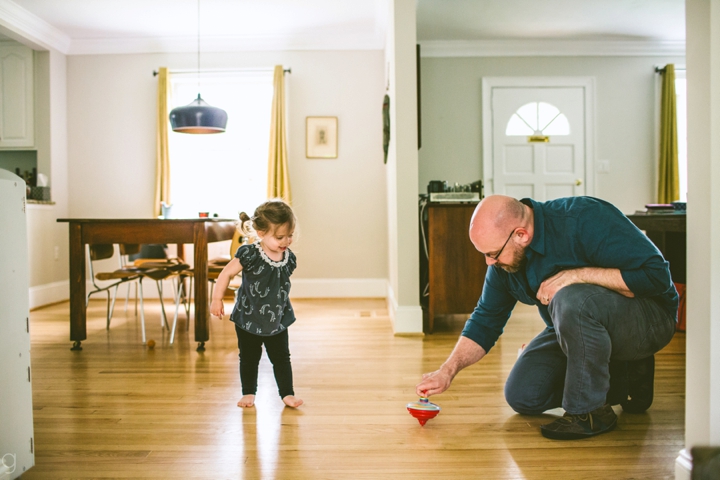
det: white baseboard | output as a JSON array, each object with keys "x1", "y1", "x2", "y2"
[
  {"x1": 386, "y1": 284, "x2": 424, "y2": 334},
  {"x1": 29, "y1": 279, "x2": 183, "y2": 310},
  {"x1": 29, "y1": 280, "x2": 68, "y2": 309},
  {"x1": 290, "y1": 278, "x2": 388, "y2": 298},
  {"x1": 675, "y1": 449, "x2": 692, "y2": 480},
  {"x1": 29, "y1": 278, "x2": 391, "y2": 309}
]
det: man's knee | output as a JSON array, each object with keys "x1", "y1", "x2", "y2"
[
  {"x1": 549, "y1": 284, "x2": 608, "y2": 333},
  {"x1": 549, "y1": 283, "x2": 594, "y2": 313},
  {"x1": 504, "y1": 379, "x2": 546, "y2": 415}
]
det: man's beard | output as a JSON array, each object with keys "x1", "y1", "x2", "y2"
[{"x1": 497, "y1": 245, "x2": 527, "y2": 273}]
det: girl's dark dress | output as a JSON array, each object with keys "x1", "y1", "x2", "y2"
[{"x1": 229, "y1": 242, "x2": 297, "y2": 397}]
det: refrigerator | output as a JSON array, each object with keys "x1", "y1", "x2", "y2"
[{"x1": 0, "y1": 169, "x2": 35, "y2": 478}]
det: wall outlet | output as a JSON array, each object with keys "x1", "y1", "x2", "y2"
[
  {"x1": 54, "y1": 246, "x2": 59, "y2": 260},
  {"x1": 597, "y1": 160, "x2": 610, "y2": 174}
]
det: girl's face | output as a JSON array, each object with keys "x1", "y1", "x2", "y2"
[{"x1": 258, "y1": 223, "x2": 294, "y2": 256}]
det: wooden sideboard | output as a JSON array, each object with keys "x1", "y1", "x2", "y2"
[
  {"x1": 424, "y1": 202, "x2": 487, "y2": 333},
  {"x1": 626, "y1": 212, "x2": 686, "y2": 283}
]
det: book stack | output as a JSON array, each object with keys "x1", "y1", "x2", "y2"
[{"x1": 643, "y1": 203, "x2": 680, "y2": 214}]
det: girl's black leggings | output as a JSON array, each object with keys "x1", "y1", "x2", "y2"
[{"x1": 235, "y1": 325, "x2": 294, "y2": 398}]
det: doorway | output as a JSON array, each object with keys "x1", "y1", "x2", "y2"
[{"x1": 482, "y1": 77, "x2": 595, "y2": 200}]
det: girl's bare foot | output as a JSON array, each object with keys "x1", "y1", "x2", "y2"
[
  {"x1": 283, "y1": 395, "x2": 303, "y2": 408},
  {"x1": 237, "y1": 395, "x2": 255, "y2": 408}
]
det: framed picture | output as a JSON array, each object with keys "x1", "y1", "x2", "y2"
[{"x1": 306, "y1": 116, "x2": 338, "y2": 159}]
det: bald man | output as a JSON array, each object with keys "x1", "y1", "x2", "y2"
[{"x1": 416, "y1": 195, "x2": 678, "y2": 440}]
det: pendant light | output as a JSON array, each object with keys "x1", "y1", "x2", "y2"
[{"x1": 169, "y1": 0, "x2": 228, "y2": 134}]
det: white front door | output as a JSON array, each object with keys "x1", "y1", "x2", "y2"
[{"x1": 483, "y1": 78, "x2": 595, "y2": 201}]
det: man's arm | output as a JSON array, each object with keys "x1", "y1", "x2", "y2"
[
  {"x1": 537, "y1": 266, "x2": 633, "y2": 305},
  {"x1": 415, "y1": 336, "x2": 487, "y2": 397}
]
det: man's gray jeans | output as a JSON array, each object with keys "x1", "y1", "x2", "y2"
[{"x1": 504, "y1": 284, "x2": 676, "y2": 415}]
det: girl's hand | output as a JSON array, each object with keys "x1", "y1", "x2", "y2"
[{"x1": 210, "y1": 299, "x2": 224, "y2": 319}]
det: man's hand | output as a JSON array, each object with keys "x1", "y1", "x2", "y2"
[
  {"x1": 416, "y1": 367, "x2": 454, "y2": 397},
  {"x1": 537, "y1": 267, "x2": 634, "y2": 305},
  {"x1": 537, "y1": 269, "x2": 582, "y2": 305},
  {"x1": 414, "y1": 336, "x2": 487, "y2": 397}
]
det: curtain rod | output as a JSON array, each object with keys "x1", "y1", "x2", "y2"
[
  {"x1": 153, "y1": 67, "x2": 291, "y2": 77},
  {"x1": 655, "y1": 65, "x2": 686, "y2": 73}
]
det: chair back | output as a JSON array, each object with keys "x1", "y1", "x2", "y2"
[
  {"x1": 129, "y1": 244, "x2": 168, "y2": 262},
  {"x1": 89, "y1": 244, "x2": 114, "y2": 261},
  {"x1": 88, "y1": 244, "x2": 115, "y2": 288},
  {"x1": 119, "y1": 244, "x2": 140, "y2": 267},
  {"x1": 230, "y1": 228, "x2": 244, "y2": 256},
  {"x1": 119, "y1": 244, "x2": 140, "y2": 256}
]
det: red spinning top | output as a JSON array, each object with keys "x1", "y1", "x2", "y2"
[{"x1": 407, "y1": 397, "x2": 441, "y2": 426}]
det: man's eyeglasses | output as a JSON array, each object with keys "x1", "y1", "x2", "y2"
[{"x1": 485, "y1": 228, "x2": 517, "y2": 260}]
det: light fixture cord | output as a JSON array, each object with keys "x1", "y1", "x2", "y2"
[{"x1": 197, "y1": 0, "x2": 200, "y2": 95}]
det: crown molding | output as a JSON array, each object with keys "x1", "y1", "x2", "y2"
[
  {"x1": 419, "y1": 39, "x2": 686, "y2": 58},
  {"x1": 0, "y1": 0, "x2": 386, "y2": 55},
  {"x1": 0, "y1": 0, "x2": 70, "y2": 53},
  {"x1": 68, "y1": 32, "x2": 386, "y2": 55}
]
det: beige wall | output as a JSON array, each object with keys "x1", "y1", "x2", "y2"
[
  {"x1": 66, "y1": 50, "x2": 388, "y2": 283},
  {"x1": 418, "y1": 54, "x2": 685, "y2": 214},
  {"x1": 27, "y1": 48, "x2": 69, "y2": 307}
]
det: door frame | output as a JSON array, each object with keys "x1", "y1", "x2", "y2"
[{"x1": 481, "y1": 76, "x2": 596, "y2": 197}]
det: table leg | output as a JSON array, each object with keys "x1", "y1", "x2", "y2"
[
  {"x1": 193, "y1": 223, "x2": 209, "y2": 351},
  {"x1": 427, "y1": 295, "x2": 435, "y2": 334},
  {"x1": 68, "y1": 224, "x2": 86, "y2": 350}
]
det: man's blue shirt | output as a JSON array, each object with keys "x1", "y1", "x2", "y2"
[{"x1": 461, "y1": 196, "x2": 679, "y2": 353}]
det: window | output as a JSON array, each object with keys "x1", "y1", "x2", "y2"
[
  {"x1": 675, "y1": 71, "x2": 687, "y2": 202},
  {"x1": 168, "y1": 71, "x2": 274, "y2": 219},
  {"x1": 505, "y1": 102, "x2": 570, "y2": 136}
]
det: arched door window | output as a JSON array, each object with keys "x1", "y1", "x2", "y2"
[{"x1": 505, "y1": 102, "x2": 570, "y2": 136}]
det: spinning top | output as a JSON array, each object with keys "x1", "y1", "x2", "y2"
[{"x1": 406, "y1": 397, "x2": 441, "y2": 426}]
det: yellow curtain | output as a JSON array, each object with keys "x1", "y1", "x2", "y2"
[
  {"x1": 267, "y1": 65, "x2": 291, "y2": 203},
  {"x1": 154, "y1": 67, "x2": 171, "y2": 217},
  {"x1": 658, "y1": 64, "x2": 679, "y2": 203}
]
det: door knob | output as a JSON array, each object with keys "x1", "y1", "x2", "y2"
[{"x1": 575, "y1": 179, "x2": 583, "y2": 186}]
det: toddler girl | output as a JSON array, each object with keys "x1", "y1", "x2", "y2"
[{"x1": 210, "y1": 199, "x2": 302, "y2": 408}]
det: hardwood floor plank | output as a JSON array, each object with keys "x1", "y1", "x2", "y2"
[{"x1": 22, "y1": 299, "x2": 685, "y2": 479}]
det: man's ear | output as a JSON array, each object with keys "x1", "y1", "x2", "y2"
[{"x1": 515, "y1": 228, "x2": 532, "y2": 246}]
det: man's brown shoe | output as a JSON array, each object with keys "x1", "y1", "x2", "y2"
[{"x1": 540, "y1": 404, "x2": 617, "y2": 440}]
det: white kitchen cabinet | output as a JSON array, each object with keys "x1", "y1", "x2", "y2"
[{"x1": 0, "y1": 45, "x2": 34, "y2": 149}]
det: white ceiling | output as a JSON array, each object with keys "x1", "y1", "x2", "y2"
[{"x1": 0, "y1": 0, "x2": 685, "y2": 55}]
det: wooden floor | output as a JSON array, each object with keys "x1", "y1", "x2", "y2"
[{"x1": 23, "y1": 297, "x2": 685, "y2": 479}]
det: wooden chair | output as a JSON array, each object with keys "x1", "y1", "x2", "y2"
[
  {"x1": 208, "y1": 227, "x2": 245, "y2": 296},
  {"x1": 117, "y1": 243, "x2": 142, "y2": 315},
  {"x1": 133, "y1": 257, "x2": 190, "y2": 344},
  {"x1": 87, "y1": 244, "x2": 142, "y2": 329},
  {"x1": 89, "y1": 243, "x2": 190, "y2": 344}
]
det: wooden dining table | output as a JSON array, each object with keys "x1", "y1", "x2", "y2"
[{"x1": 57, "y1": 218, "x2": 237, "y2": 351}]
